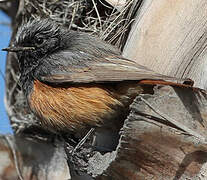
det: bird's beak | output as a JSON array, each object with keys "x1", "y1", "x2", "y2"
[{"x1": 2, "y1": 46, "x2": 35, "y2": 52}]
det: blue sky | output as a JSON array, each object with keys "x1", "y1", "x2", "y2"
[{"x1": 0, "y1": 11, "x2": 13, "y2": 133}]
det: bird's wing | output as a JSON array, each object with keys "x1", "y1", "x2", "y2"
[{"x1": 39, "y1": 55, "x2": 193, "y2": 85}]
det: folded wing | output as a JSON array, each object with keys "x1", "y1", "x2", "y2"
[{"x1": 39, "y1": 55, "x2": 193, "y2": 85}]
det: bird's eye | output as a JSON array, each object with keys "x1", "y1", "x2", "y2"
[{"x1": 35, "y1": 37, "x2": 44, "y2": 46}]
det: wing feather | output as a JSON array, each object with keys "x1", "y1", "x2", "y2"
[{"x1": 39, "y1": 55, "x2": 192, "y2": 85}]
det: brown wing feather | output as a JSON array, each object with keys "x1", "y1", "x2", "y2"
[{"x1": 40, "y1": 56, "x2": 193, "y2": 85}]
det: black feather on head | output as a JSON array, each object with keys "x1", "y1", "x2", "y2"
[{"x1": 16, "y1": 18, "x2": 61, "y2": 55}]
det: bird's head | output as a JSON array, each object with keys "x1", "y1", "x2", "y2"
[{"x1": 3, "y1": 18, "x2": 63, "y2": 73}]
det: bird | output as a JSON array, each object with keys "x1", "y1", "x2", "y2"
[{"x1": 3, "y1": 18, "x2": 193, "y2": 138}]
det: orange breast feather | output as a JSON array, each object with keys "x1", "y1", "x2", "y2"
[{"x1": 29, "y1": 80, "x2": 123, "y2": 132}]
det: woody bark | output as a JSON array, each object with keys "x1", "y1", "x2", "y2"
[{"x1": 1, "y1": 0, "x2": 207, "y2": 180}]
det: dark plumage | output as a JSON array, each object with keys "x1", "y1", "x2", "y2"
[{"x1": 3, "y1": 18, "x2": 193, "y2": 133}]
